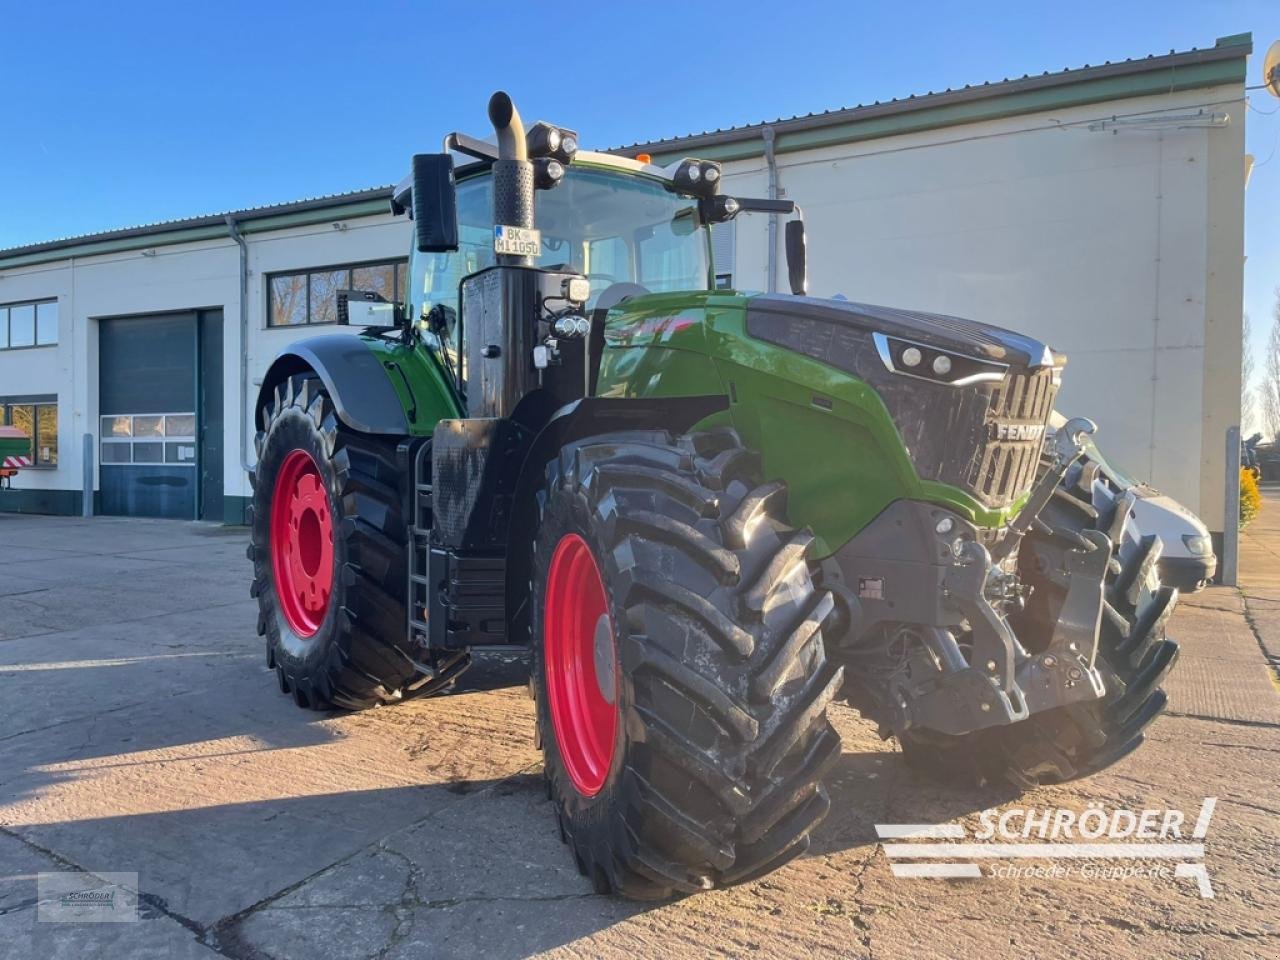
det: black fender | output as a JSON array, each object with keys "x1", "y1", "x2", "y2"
[
  {"x1": 503, "y1": 393, "x2": 730, "y2": 645},
  {"x1": 256, "y1": 334, "x2": 410, "y2": 436}
]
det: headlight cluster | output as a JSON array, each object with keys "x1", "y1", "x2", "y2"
[
  {"x1": 527, "y1": 121, "x2": 578, "y2": 163},
  {"x1": 873, "y1": 332, "x2": 1007, "y2": 387},
  {"x1": 527, "y1": 121, "x2": 578, "y2": 190},
  {"x1": 672, "y1": 158, "x2": 723, "y2": 197},
  {"x1": 1181, "y1": 534, "x2": 1213, "y2": 557}
]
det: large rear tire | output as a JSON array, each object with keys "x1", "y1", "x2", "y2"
[
  {"x1": 530, "y1": 429, "x2": 843, "y2": 899},
  {"x1": 248, "y1": 374, "x2": 423, "y2": 710},
  {"x1": 901, "y1": 487, "x2": 1180, "y2": 788}
]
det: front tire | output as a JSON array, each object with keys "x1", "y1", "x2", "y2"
[
  {"x1": 248, "y1": 374, "x2": 421, "y2": 710},
  {"x1": 530, "y1": 429, "x2": 844, "y2": 899}
]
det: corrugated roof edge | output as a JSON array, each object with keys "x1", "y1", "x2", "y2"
[
  {"x1": 608, "y1": 33, "x2": 1253, "y2": 159},
  {"x1": 0, "y1": 184, "x2": 394, "y2": 265}
]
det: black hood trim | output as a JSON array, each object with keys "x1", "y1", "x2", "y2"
[{"x1": 750, "y1": 294, "x2": 1059, "y2": 368}]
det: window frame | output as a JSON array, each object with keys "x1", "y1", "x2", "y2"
[
  {"x1": 265, "y1": 258, "x2": 408, "y2": 329},
  {"x1": 98, "y1": 412, "x2": 198, "y2": 468},
  {"x1": 0, "y1": 299, "x2": 59, "y2": 351},
  {"x1": 0, "y1": 394, "x2": 58, "y2": 468}
]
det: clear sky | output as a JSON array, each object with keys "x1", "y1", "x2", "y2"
[{"x1": 1, "y1": 0, "x2": 1276, "y2": 384}]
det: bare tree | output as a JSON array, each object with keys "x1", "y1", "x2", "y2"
[
  {"x1": 1242, "y1": 311, "x2": 1256, "y2": 433},
  {"x1": 1263, "y1": 291, "x2": 1280, "y2": 441}
]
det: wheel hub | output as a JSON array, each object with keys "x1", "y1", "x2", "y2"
[
  {"x1": 593, "y1": 613, "x2": 616, "y2": 705},
  {"x1": 544, "y1": 534, "x2": 619, "y2": 797},
  {"x1": 270, "y1": 449, "x2": 335, "y2": 637}
]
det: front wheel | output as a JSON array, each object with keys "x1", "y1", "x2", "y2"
[
  {"x1": 248, "y1": 374, "x2": 422, "y2": 710},
  {"x1": 530, "y1": 429, "x2": 843, "y2": 899}
]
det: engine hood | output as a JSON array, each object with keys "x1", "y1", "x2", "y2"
[{"x1": 748, "y1": 294, "x2": 1059, "y2": 369}]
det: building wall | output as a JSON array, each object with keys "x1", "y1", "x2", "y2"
[
  {"x1": 0, "y1": 213, "x2": 410, "y2": 517},
  {"x1": 721, "y1": 83, "x2": 1245, "y2": 530},
  {"x1": 237, "y1": 214, "x2": 408, "y2": 505}
]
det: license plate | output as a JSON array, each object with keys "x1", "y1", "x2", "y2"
[{"x1": 494, "y1": 224, "x2": 541, "y2": 257}]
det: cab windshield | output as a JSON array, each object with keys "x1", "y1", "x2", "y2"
[{"x1": 409, "y1": 165, "x2": 711, "y2": 331}]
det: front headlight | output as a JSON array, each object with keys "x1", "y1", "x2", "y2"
[{"x1": 1181, "y1": 534, "x2": 1212, "y2": 557}]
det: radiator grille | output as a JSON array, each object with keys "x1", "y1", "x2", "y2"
[{"x1": 967, "y1": 368, "x2": 1058, "y2": 507}]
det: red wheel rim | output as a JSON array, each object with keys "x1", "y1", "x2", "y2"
[
  {"x1": 544, "y1": 533, "x2": 619, "y2": 797},
  {"x1": 270, "y1": 449, "x2": 335, "y2": 637}
]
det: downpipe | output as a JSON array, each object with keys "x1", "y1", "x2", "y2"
[
  {"x1": 225, "y1": 216, "x2": 251, "y2": 477},
  {"x1": 763, "y1": 125, "x2": 779, "y2": 294}
]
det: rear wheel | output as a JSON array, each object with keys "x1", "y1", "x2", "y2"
[
  {"x1": 530, "y1": 429, "x2": 844, "y2": 899},
  {"x1": 901, "y1": 488, "x2": 1180, "y2": 787},
  {"x1": 248, "y1": 373, "x2": 423, "y2": 710}
]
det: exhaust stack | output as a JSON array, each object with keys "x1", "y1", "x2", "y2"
[{"x1": 488, "y1": 91, "x2": 535, "y2": 266}]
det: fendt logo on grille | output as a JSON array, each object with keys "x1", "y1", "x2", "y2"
[{"x1": 989, "y1": 421, "x2": 1046, "y2": 442}]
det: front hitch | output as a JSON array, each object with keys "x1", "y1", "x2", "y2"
[{"x1": 871, "y1": 419, "x2": 1110, "y2": 737}]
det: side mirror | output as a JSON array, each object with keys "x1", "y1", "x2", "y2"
[
  {"x1": 337, "y1": 290, "x2": 399, "y2": 329},
  {"x1": 785, "y1": 220, "x2": 808, "y2": 296},
  {"x1": 411, "y1": 153, "x2": 458, "y2": 253}
]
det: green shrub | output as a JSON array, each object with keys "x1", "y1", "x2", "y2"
[{"x1": 1240, "y1": 467, "x2": 1262, "y2": 529}]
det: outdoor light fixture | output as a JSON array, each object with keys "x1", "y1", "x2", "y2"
[
  {"x1": 873, "y1": 332, "x2": 1008, "y2": 387},
  {"x1": 563, "y1": 276, "x2": 591, "y2": 304},
  {"x1": 527, "y1": 121, "x2": 579, "y2": 164},
  {"x1": 671, "y1": 158, "x2": 722, "y2": 197},
  {"x1": 698, "y1": 195, "x2": 740, "y2": 224},
  {"x1": 533, "y1": 157, "x2": 565, "y2": 190}
]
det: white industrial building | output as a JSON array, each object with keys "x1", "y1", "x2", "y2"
[{"x1": 0, "y1": 34, "x2": 1251, "y2": 566}]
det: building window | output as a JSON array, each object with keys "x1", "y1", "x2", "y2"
[
  {"x1": 268, "y1": 260, "x2": 407, "y2": 327},
  {"x1": 100, "y1": 413, "x2": 198, "y2": 467},
  {"x1": 0, "y1": 300, "x2": 58, "y2": 349},
  {"x1": 0, "y1": 395, "x2": 58, "y2": 466}
]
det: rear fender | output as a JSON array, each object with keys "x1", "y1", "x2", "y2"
[{"x1": 256, "y1": 335, "x2": 410, "y2": 436}]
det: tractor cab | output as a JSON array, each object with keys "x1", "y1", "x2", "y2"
[
  {"x1": 389, "y1": 123, "x2": 804, "y2": 417},
  {"x1": 411, "y1": 162, "x2": 713, "y2": 320}
]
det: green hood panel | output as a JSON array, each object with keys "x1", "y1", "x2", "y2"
[{"x1": 595, "y1": 291, "x2": 1022, "y2": 555}]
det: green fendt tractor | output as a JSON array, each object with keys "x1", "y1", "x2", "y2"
[{"x1": 248, "y1": 92, "x2": 1179, "y2": 897}]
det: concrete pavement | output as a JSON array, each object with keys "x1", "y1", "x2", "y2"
[{"x1": 1, "y1": 503, "x2": 1278, "y2": 959}]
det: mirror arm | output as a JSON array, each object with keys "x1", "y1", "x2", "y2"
[
  {"x1": 730, "y1": 197, "x2": 796, "y2": 215},
  {"x1": 390, "y1": 175, "x2": 413, "y2": 216},
  {"x1": 443, "y1": 132, "x2": 500, "y2": 162}
]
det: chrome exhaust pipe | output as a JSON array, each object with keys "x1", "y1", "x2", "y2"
[{"x1": 487, "y1": 91, "x2": 534, "y2": 264}]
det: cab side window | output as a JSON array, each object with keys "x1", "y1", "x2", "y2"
[{"x1": 415, "y1": 176, "x2": 495, "y2": 321}]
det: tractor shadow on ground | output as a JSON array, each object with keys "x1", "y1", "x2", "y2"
[
  {"x1": 813, "y1": 745, "x2": 1021, "y2": 857},
  {"x1": 452, "y1": 649, "x2": 531, "y2": 693}
]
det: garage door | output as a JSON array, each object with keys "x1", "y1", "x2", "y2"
[{"x1": 98, "y1": 311, "x2": 221, "y2": 520}]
